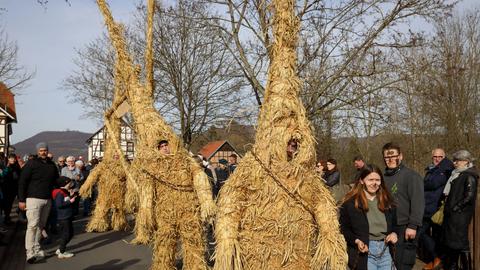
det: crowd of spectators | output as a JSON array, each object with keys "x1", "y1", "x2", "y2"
[
  {"x1": 0, "y1": 142, "x2": 99, "y2": 261},
  {"x1": 0, "y1": 139, "x2": 477, "y2": 269},
  {"x1": 332, "y1": 144, "x2": 477, "y2": 270}
]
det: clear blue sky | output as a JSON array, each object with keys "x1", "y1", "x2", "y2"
[
  {"x1": 1, "y1": 0, "x2": 137, "y2": 144},
  {"x1": 0, "y1": 0, "x2": 477, "y2": 144}
]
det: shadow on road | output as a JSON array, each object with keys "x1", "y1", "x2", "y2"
[
  {"x1": 69, "y1": 230, "x2": 132, "y2": 255},
  {"x1": 83, "y1": 259, "x2": 141, "y2": 270}
]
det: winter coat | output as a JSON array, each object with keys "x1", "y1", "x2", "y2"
[
  {"x1": 339, "y1": 198, "x2": 397, "y2": 270},
  {"x1": 443, "y1": 167, "x2": 478, "y2": 250},
  {"x1": 324, "y1": 170, "x2": 340, "y2": 187},
  {"x1": 18, "y1": 157, "x2": 59, "y2": 202},
  {"x1": 423, "y1": 158, "x2": 454, "y2": 217},
  {"x1": 213, "y1": 167, "x2": 229, "y2": 197},
  {"x1": 384, "y1": 164, "x2": 424, "y2": 229},
  {"x1": 52, "y1": 188, "x2": 73, "y2": 220},
  {"x1": 0, "y1": 163, "x2": 21, "y2": 194}
]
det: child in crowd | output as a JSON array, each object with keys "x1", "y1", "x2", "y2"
[{"x1": 52, "y1": 176, "x2": 77, "y2": 259}]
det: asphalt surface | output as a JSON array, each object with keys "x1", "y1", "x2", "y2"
[
  {"x1": 24, "y1": 217, "x2": 152, "y2": 270},
  {"x1": 1, "y1": 213, "x2": 426, "y2": 270}
]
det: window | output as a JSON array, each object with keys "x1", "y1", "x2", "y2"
[
  {"x1": 126, "y1": 142, "x2": 134, "y2": 152},
  {"x1": 99, "y1": 140, "x2": 105, "y2": 152}
]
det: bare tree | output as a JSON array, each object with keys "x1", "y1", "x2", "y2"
[
  {"x1": 419, "y1": 9, "x2": 480, "y2": 153},
  {"x1": 64, "y1": 33, "x2": 116, "y2": 120},
  {"x1": 0, "y1": 28, "x2": 34, "y2": 91},
  {"x1": 65, "y1": 0, "x2": 251, "y2": 147},
  {"x1": 357, "y1": 8, "x2": 480, "y2": 170},
  {"x1": 202, "y1": 0, "x2": 455, "y2": 117}
]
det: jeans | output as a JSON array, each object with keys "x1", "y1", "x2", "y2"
[
  {"x1": 82, "y1": 197, "x2": 91, "y2": 216},
  {"x1": 1, "y1": 187, "x2": 16, "y2": 222},
  {"x1": 46, "y1": 199, "x2": 57, "y2": 233},
  {"x1": 58, "y1": 218, "x2": 74, "y2": 253},
  {"x1": 25, "y1": 198, "x2": 51, "y2": 259},
  {"x1": 394, "y1": 225, "x2": 418, "y2": 270},
  {"x1": 418, "y1": 218, "x2": 442, "y2": 262},
  {"x1": 368, "y1": 240, "x2": 393, "y2": 270}
]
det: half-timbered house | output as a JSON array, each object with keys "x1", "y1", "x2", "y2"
[
  {"x1": 0, "y1": 83, "x2": 17, "y2": 157},
  {"x1": 198, "y1": 140, "x2": 241, "y2": 164},
  {"x1": 86, "y1": 119, "x2": 135, "y2": 161}
]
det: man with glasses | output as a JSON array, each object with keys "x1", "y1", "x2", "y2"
[
  {"x1": 419, "y1": 148, "x2": 453, "y2": 270},
  {"x1": 382, "y1": 142, "x2": 424, "y2": 270}
]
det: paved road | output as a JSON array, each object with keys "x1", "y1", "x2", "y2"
[
  {"x1": 4, "y1": 215, "x2": 427, "y2": 270},
  {"x1": 24, "y1": 218, "x2": 152, "y2": 270}
]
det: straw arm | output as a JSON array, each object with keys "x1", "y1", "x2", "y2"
[
  {"x1": 79, "y1": 165, "x2": 103, "y2": 198},
  {"x1": 144, "y1": 0, "x2": 155, "y2": 97},
  {"x1": 192, "y1": 170, "x2": 217, "y2": 224},
  {"x1": 311, "y1": 189, "x2": 347, "y2": 270},
  {"x1": 213, "y1": 180, "x2": 246, "y2": 270}
]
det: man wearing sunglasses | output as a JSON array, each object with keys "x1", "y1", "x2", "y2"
[{"x1": 382, "y1": 142, "x2": 424, "y2": 270}]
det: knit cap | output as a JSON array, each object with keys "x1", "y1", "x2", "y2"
[{"x1": 36, "y1": 142, "x2": 49, "y2": 151}]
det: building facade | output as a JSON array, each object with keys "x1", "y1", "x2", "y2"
[
  {"x1": 0, "y1": 83, "x2": 17, "y2": 158},
  {"x1": 198, "y1": 140, "x2": 241, "y2": 164},
  {"x1": 86, "y1": 120, "x2": 135, "y2": 161}
]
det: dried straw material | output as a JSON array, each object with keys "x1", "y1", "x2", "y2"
[
  {"x1": 97, "y1": 1, "x2": 216, "y2": 269},
  {"x1": 213, "y1": 0, "x2": 347, "y2": 269},
  {"x1": 79, "y1": 38, "x2": 133, "y2": 233},
  {"x1": 79, "y1": 115, "x2": 128, "y2": 232}
]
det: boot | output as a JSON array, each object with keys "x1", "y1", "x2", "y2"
[
  {"x1": 459, "y1": 251, "x2": 472, "y2": 270},
  {"x1": 432, "y1": 257, "x2": 442, "y2": 269},
  {"x1": 423, "y1": 262, "x2": 434, "y2": 270},
  {"x1": 444, "y1": 252, "x2": 460, "y2": 270}
]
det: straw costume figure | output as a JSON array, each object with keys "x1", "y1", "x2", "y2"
[
  {"x1": 214, "y1": 0, "x2": 347, "y2": 269},
  {"x1": 96, "y1": 1, "x2": 216, "y2": 269},
  {"x1": 79, "y1": 66, "x2": 130, "y2": 233},
  {"x1": 79, "y1": 117, "x2": 128, "y2": 232}
]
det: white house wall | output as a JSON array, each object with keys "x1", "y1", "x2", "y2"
[
  {"x1": 87, "y1": 124, "x2": 135, "y2": 161},
  {"x1": 0, "y1": 114, "x2": 7, "y2": 154}
]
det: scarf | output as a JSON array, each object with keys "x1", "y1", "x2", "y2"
[
  {"x1": 443, "y1": 163, "x2": 472, "y2": 196},
  {"x1": 385, "y1": 163, "x2": 404, "y2": 176}
]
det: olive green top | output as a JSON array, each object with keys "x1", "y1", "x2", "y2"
[{"x1": 366, "y1": 197, "x2": 387, "y2": 241}]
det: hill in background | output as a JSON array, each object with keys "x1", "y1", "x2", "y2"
[{"x1": 13, "y1": 130, "x2": 91, "y2": 159}]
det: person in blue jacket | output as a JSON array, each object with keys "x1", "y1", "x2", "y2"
[{"x1": 419, "y1": 148, "x2": 453, "y2": 270}]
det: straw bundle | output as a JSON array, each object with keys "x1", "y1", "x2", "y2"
[
  {"x1": 97, "y1": 1, "x2": 216, "y2": 269},
  {"x1": 213, "y1": 0, "x2": 347, "y2": 269},
  {"x1": 79, "y1": 115, "x2": 128, "y2": 232},
  {"x1": 79, "y1": 37, "x2": 133, "y2": 233}
]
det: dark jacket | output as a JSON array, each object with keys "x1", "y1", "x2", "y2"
[
  {"x1": 18, "y1": 157, "x2": 59, "y2": 202},
  {"x1": 324, "y1": 170, "x2": 340, "y2": 187},
  {"x1": 443, "y1": 166, "x2": 478, "y2": 250},
  {"x1": 340, "y1": 198, "x2": 397, "y2": 270},
  {"x1": 384, "y1": 164, "x2": 424, "y2": 229},
  {"x1": 0, "y1": 163, "x2": 21, "y2": 194},
  {"x1": 423, "y1": 158, "x2": 454, "y2": 217},
  {"x1": 228, "y1": 164, "x2": 237, "y2": 174},
  {"x1": 52, "y1": 188, "x2": 73, "y2": 220},
  {"x1": 213, "y1": 167, "x2": 229, "y2": 197}
]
